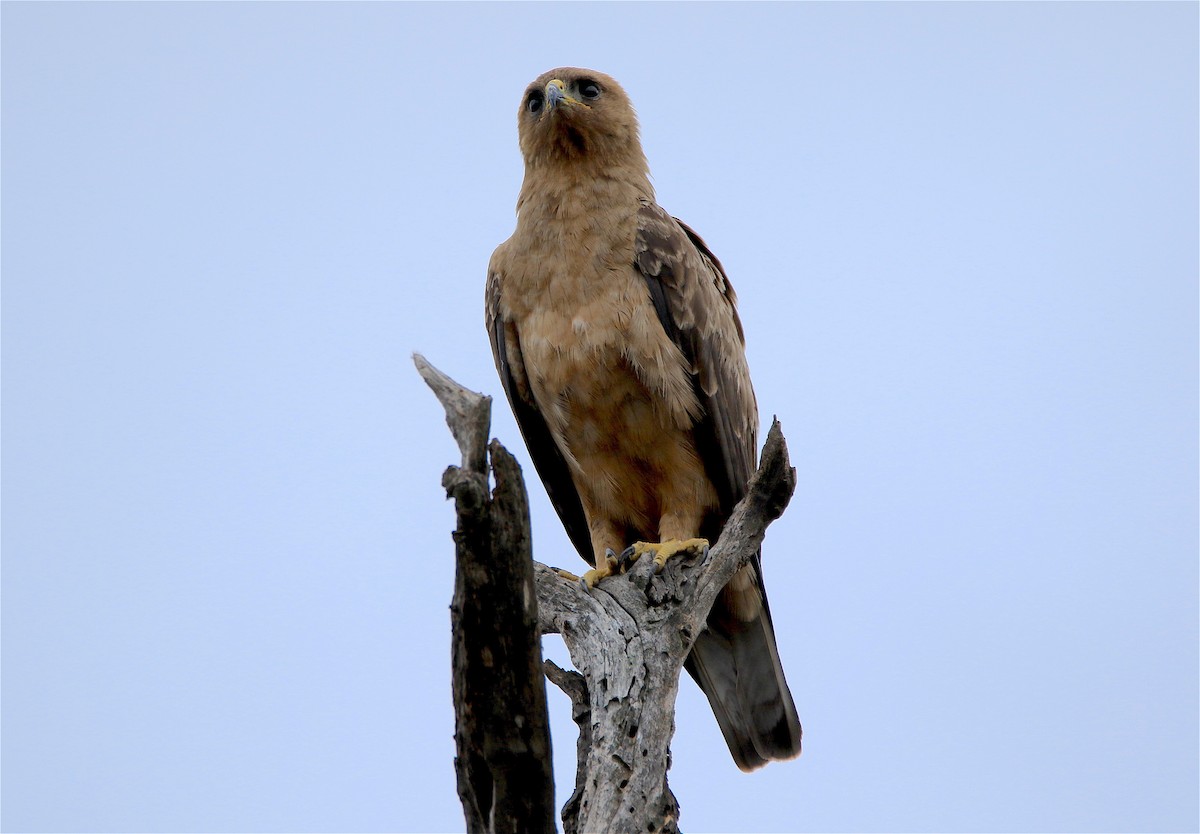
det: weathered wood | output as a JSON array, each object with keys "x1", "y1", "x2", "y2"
[
  {"x1": 414, "y1": 352, "x2": 491, "y2": 475},
  {"x1": 416, "y1": 354, "x2": 556, "y2": 834},
  {"x1": 543, "y1": 660, "x2": 591, "y2": 834}
]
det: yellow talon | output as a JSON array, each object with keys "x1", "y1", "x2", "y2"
[
  {"x1": 579, "y1": 567, "x2": 608, "y2": 588},
  {"x1": 627, "y1": 538, "x2": 709, "y2": 570},
  {"x1": 554, "y1": 568, "x2": 581, "y2": 582},
  {"x1": 579, "y1": 549, "x2": 621, "y2": 588}
]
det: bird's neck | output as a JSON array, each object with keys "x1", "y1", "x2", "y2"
[{"x1": 515, "y1": 158, "x2": 654, "y2": 229}]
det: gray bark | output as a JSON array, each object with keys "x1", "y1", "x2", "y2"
[{"x1": 416, "y1": 354, "x2": 795, "y2": 834}]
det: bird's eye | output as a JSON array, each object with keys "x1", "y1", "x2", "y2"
[
  {"x1": 579, "y1": 81, "x2": 601, "y2": 100},
  {"x1": 527, "y1": 92, "x2": 544, "y2": 114}
]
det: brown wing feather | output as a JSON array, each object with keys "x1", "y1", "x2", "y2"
[
  {"x1": 633, "y1": 201, "x2": 802, "y2": 770},
  {"x1": 633, "y1": 202, "x2": 758, "y2": 511},
  {"x1": 486, "y1": 269, "x2": 594, "y2": 565}
]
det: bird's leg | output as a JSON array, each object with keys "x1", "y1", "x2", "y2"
[{"x1": 569, "y1": 517, "x2": 628, "y2": 588}]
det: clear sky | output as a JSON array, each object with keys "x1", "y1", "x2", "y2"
[{"x1": 3, "y1": 3, "x2": 1196, "y2": 832}]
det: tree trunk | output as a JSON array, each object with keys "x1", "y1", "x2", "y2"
[{"x1": 417, "y1": 354, "x2": 556, "y2": 834}]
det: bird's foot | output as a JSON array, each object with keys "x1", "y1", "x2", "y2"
[
  {"x1": 553, "y1": 567, "x2": 581, "y2": 582},
  {"x1": 621, "y1": 538, "x2": 709, "y2": 572},
  {"x1": 578, "y1": 549, "x2": 621, "y2": 589}
]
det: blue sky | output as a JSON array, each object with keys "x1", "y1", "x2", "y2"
[{"x1": 3, "y1": 3, "x2": 1196, "y2": 832}]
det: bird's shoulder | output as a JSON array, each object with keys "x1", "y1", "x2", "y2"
[{"x1": 634, "y1": 200, "x2": 745, "y2": 347}]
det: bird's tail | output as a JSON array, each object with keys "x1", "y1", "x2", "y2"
[{"x1": 684, "y1": 561, "x2": 801, "y2": 771}]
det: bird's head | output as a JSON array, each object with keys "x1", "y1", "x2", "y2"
[{"x1": 516, "y1": 68, "x2": 645, "y2": 173}]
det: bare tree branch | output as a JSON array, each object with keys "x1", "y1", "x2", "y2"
[{"x1": 414, "y1": 352, "x2": 491, "y2": 475}]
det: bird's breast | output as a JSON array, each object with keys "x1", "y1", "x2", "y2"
[{"x1": 513, "y1": 262, "x2": 700, "y2": 459}]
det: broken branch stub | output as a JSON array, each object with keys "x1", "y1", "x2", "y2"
[{"x1": 415, "y1": 354, "x2": 556, "y2": 834}]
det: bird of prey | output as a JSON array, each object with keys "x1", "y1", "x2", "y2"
[{"x1": 486, "y1": 68, "x2": 801, "y2": 771}]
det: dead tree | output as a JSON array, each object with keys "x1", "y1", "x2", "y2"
[{"x1": 416, "y1": 354, "x2": 795, "y2": 834}]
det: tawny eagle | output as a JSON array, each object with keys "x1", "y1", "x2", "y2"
[{"x1": 486, "y1": 68, "x2": 801, "y2": 771}]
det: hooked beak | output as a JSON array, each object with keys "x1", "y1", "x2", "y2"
[{"x1": 545, "y1": 78, "x2": 576, "y2": 110}]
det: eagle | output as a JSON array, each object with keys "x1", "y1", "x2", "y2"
[{"x1": 486, "y1": 68, "x2": 801, "y2": 771}]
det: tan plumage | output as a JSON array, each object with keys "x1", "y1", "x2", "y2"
[{"x1": 486, "y1": 68, "x2": 801, "y2": 771}]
